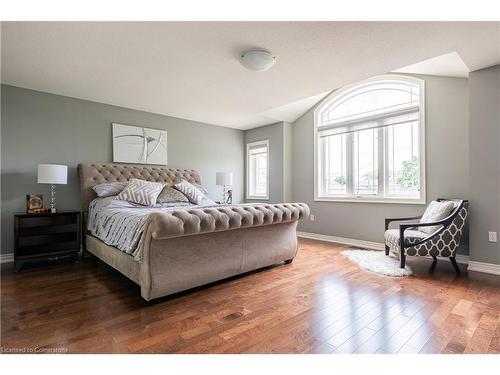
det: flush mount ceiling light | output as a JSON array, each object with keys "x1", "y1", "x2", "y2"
[{"x1": 239, "y1": 48, "x2": 276, "y2": 72}]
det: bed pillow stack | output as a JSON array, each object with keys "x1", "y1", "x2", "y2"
[{"x1": 115, "y1": 178, "x2": 164, "y2": 207}]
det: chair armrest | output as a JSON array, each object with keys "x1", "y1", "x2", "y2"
[
  {"x1": 385, "y1": 216, "x2": 422, "y2": 230},
  {"x1": 398, "y1": 218, "x2": 453, "y2": 248}
]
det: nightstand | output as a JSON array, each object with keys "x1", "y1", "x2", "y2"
[{"x1": 14, "y1": 210, "x2": 81, "y2": 272}]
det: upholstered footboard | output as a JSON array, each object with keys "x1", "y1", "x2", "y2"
[
  {"x1": 86, "y1": 221, "x2": 300, "y2": 301},
  {"x1": 140, "y1": 221, "x2": 299, "y2": 300}
]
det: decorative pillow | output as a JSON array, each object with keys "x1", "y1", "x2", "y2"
[
  {"x1": 157, "y1": 185, "x2": 189, "y2": 203},
  {"x1": 174, "y1": 180, "x2": 206, "y2": 204},
  {"x1": 194, "y1": 183, "x2": 208, "y2": 196},
  {"x1": 115, "y1": 178, "x2": 164, "y2": 207},
  {"x1": 93, "y1": 181, "x2": 128, "y2": 197},
  {"x1": 419, "y1": 200, "x2": 455, "y2": 234}
]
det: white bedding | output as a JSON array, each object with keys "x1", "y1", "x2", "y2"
[{"x1": 87, "y1": 197, "x2": 215, "y2": 261}]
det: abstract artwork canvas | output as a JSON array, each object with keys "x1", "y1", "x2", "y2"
[{"x1": 112, "y1": 123, "x2": 168, "y2": 165}]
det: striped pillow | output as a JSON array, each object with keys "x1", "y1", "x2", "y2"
[
  {"x1": 93, "y1": 181, "x2": 128, "y2": 197},
  {"x1": 115, "y1": 178, "x2": 164, "y2": 207},
  {"x1": 174, "y1": 180, "x2": 205, "y2": 204},
  {"x1": 194, "y1": 183, "x2": 208, "y2": 196}
]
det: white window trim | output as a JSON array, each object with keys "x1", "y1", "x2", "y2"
[
  {"x1": 313, "y1": 74, "x2": 426, "y2": 204},
  {"x1": 246, "y1": 139, "x2": 270, "y2": 200}
]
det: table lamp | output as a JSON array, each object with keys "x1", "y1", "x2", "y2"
[
  {"x1": 216, "y1": 172, "x2": 233, "y2": 204},
  {"x1": 37, "y1": 164, "x2": 68, "y2": 213}
]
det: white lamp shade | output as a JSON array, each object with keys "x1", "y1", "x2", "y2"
[
  {"x1": 37, "y1": 164, "x2": 68, "y2": 184},
  {"x1": 216, "y1": 172, "x2": 233, "y2": 186}
]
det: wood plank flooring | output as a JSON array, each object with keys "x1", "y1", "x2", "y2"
[{"x1": 1, "y1": 238, "x2": 499, "y2": 354}]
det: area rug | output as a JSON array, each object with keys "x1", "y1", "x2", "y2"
[{"x1": 341, "y1": 249, "x2": 413, "y2": 277}]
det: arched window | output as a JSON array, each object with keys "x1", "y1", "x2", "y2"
[{"x1": 314, "y1": 75, "x2": 425, "y2": 203}]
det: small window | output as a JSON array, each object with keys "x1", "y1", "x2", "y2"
[
  {"x1": 247, "y1": 140, "x2": 269, "y2": 199},
  {"x1": 315, "y1": 75, "x2": 425, "y2": 204}
]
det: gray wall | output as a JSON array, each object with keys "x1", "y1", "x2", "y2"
[
  {"x1": 1, "y1": 84, "x2": 245, "y2": 254},
  {"x1": 245, "y1": 122, "x2": 287, "y2": 203},
  {"x1": 468, "y1": 65, "x2": 500, "y2": 264},
  {"x1": 291, "y1": 74, "x2": 470, "y2": 254},
  {"x1": 283, "y1": 122, "x2": 293, "y2": 202}
]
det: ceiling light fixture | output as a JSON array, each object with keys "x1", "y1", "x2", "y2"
[{"x1": 239, "y1": 48, "x2": 276, "y2": 72}]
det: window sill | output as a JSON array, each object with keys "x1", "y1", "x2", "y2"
[
  {"x1": 246, "y1": 196, "x2": 269, "y2": 201},
  {"x1": 314, "y1": 196, "x2": 426, "y2": 205}
]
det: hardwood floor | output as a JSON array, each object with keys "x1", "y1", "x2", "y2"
[{"x1": 1, "y1": 238, "x2": 499, "y2": 354}]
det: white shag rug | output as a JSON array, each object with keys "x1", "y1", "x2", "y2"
[{"x1": 341, "y1": 249, "x2": 413, "y2": 277}]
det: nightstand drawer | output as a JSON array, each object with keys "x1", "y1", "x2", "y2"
[
  {"x1": 16, "y1": 240, "x2": 79, "y2": 257},
  {"x1": 18, "y1": 214, "x2": 77, "y2": 228},
  {"x1": 19, "y1": 223, "x2": 77, "y2": 237},
  {"x1": 18, "y1": 232, "x2": 78, "y2": 247}
]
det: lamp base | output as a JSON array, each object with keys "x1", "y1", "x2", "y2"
[
  {"x1": 222, "y1": 186, "x2": 233, "y2": 204},
  {"x1": 49, "y1": 184, "x2": 57, "y2": 213}
]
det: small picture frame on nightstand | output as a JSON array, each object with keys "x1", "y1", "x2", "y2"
[{"x1": 26, "y1": 194, "x2": 44, "y2": 213}]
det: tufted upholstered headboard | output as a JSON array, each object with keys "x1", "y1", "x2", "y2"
[{"x1": 78, "y1": 163, "x2": 202, "y2": 211}]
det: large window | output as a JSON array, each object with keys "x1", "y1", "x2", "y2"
[
  {"x1": 247, "y1": 140, "x2": 269, "y2": 199},
  {"x1": 315, "y1": 75, "x2": 425, "y2": 203}
]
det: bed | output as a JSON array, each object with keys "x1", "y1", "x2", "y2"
[{"x1": 78, "y1": 163, "x2": 310, "y2": 301}]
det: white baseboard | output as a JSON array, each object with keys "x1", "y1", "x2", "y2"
[
  {"x1": 455, "y1": 254, "x2": 470, "y2": 265},
  {"x1": 297, "y1": 231, "x2": 384, "y2": 251},
  {"x1": 297, "y1": 231, "x2": 470, "y2": 266},
  {"x1": 0, "y1": 253, "x2": 14, "y2": 264},
  {"x1": 468, "y1": 261, "x2": 500, "y2": 276}
]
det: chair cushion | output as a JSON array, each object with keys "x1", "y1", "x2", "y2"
[
  {"x1": 419, "y1": 200, "x2": 455, "y2": 234},
  {"x1": 384, "y1": 229, "x2": 428, "y2": 248}
]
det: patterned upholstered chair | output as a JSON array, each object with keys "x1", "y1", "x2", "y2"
[{"x1": 384, "y1": 199, "x2": 469, "y2": 273}]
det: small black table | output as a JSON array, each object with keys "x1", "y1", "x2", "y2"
[{"x1": 14, "y1": 210, "x2": 81, "y2": 271}]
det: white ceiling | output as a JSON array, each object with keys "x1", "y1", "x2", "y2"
[
  {"x1": 393, "y1": 52, "x2": 471, "y2": 78},
  {"x1": 1, "y1": 22, "x2": 499, "y2": 130}
]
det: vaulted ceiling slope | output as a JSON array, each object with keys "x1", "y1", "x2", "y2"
[{"x1": 1, "y1": 22, "x2": 499, "y2": 129}]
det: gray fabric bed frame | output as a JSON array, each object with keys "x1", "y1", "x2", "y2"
[{"x1": 78, "y1": 163, "x2": 307, "y2": 301}]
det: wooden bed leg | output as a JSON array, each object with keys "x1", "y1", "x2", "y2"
[{"x1": 284, "y1": 259, "x2": 294, "y2": 264}]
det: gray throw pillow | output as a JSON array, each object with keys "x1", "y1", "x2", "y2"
[
  {"x1": 157, "y1": 185, "x2": 189, "y2": 203},
  {"x1": 419, "y1": 200, "x2": 455, "y2": 234},
  {"x1": 115, "y1": 178, "x2": 164, "y2": 207},
  {"x1": 93, "y1": 181, "x2": 128, "y2": 197}
]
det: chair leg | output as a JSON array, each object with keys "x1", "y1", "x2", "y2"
[
  {"x1": 385, "y1": 245, "x2": 389, "y2": 256},
  {"x1": 449, "y1": 257, "x2": 460, "y2": 274},
  {"x1": 400, "y1": 254, "x2": 406, "y2": 269},
  {"x1": 429, "y1": 256, "x2": 438, "y2": 273}
]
